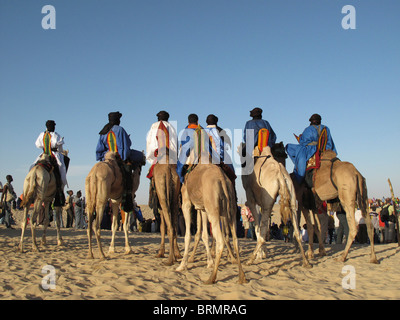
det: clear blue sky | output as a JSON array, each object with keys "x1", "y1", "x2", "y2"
[{"x1": 1, "y1": 0, "x2": 399, "y2": 204}]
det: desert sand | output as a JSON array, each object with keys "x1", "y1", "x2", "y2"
[{"x1": 1, "y1": 207, "x2": 400, "y2": 301}]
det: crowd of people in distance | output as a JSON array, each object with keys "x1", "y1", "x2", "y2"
[{"x1": 1, "y1": 174, "x2": 399, "y2": 248}]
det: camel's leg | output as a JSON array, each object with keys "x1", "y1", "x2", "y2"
[
  {"x1": 229, "y1": 218, "x2": 248, "y2": 284},
  {"x1": 315, "y1": 211, "x2": 328, "y2": 257},
  {"x1": 53, "y1": 206, "x2": 64, "y2": 246},
  {"x1": 302, "y1": 209, "x2": 315, "y2": 259},
  {"x1": 157, "y1": 212, "x2": 166, "y2": 258},
  {"x1": 200, "y1": 210, "x2": 213, "y2": 269},
  {"x1": 94, "y1": 206, "x2": 106, "y2": 259},
  {"x1": 249, "y1": 206, "x2": 270, "y2": 264},
  {"x1": 108, "y1": 201, "x2": 119, "y2": 254},
  {"x1": 41, "y1": 202, "x2": 51, "y2": 246},
  {"x1": 172, "y1": 206, "x2": 182, "y2": 260},
  {"x1": 19, "y1": 206, "x2": 31, "y2": 253},
  {"x1": 246, "y1": 201, "x2": 263, "y2": 265},
  {"x1": 259, "y1": 207, "x2": 271, "y2": 258},
  {"x1": 176, "y1": 196, "x2": 192, "y2": 272},
  {"x1": 204, "y1": 214, "x2": 224, "y2": 285},
  {"x1": 87, "y1": 212, "x2": 95, "y2": 259},
  {"x1": 162, "y1": 207, "x2": 177, "y2": 266},
  {"x1": 189, "y1": 210, "x2": 202, "y2": 263},
  {"x1": 291, "y1": 209, "x2": 312, "y2": 268},
  {"x1": 364, "y1": 209, "x2": 379, "y2": 264},
  {"x1": 30, "y1": 201, "x2": 41, "y2": 252},
  {"x1": 222, "y1": 216, "x2": 236, "y2": 264},
  {"x1": 123, "y1": 210, "x2": 133, "y2": 255},
  {"x1": 89, "y1": 203, "x2": 106, "y2": 259},
  {"x1": 337, "y1": 201, "x2": 357, "y2": 262}
]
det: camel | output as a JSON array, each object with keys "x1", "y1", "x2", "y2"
[
  {"x1": 152, "y1": 159, "x2": 182, "y2": 265},
  {"x1": 240, "y1": 145, "x2": 311, "y2": 268},
  {"x1": 290, "y1": 174, "x2": 327, "y2": 260},
  {"x1": 272, "y1": 142, "x2": 329, "y2": 260},
  {"x1": 85, "y1": 151, "x2": 142, "y2": 259},
  {"x1": 311, "y1": 150, "x2": 379, "y2": 263},
  {"x1": 176, "y1": 164, "x2": 247, "y2": 284},
  {"x1": 19, "y1": 154, "x2": 64, "y2": 253}
]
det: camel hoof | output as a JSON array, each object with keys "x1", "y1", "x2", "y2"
[
  {"x1": 204, "y1": 278, "x2": 216, "y2": 285},
  {"x1": 370, "y1": 258, "x2": 380, "y2": 264},
  {"x1": 124, "y1": 248, "x2": 133, "y2": 255},
  {"x1": 175, "y1": 253, "x2": 183, "y2": 260},
  {"x1": 156, "y1": 252, "x2": 165, "y2": 258},
  {"x1": 246, "y1": 259, "x2": 254, "y2": 266},
  {"x1": 238, "y1": 277, "x2": 248, "y2": 285},
  {"x1": 176, "y1": 265, "x2": 187, "y2": 272},
  {"x1": 57, "y1": 240, "x2": 64, "y2": 246},
  {"x1": 335, "y1": 256, "x2": 346, "y2": 263},
  {"x1": 303, "y1": 262, "x2": 313, "y2": 269},
  {"x1": 163, "y1": 260, "x2": 174, "y2": 267},
  {"x1": 87, "y1": 253, "x2": 94, "y2": 259},
  {"x1": 318, "y1": 251, "x2": 327, "y2": 257}
]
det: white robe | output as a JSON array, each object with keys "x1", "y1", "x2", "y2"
[
  {"x1": 33, "y1": 131, "x2": 68, "y2": 188},
  {"x1": 146, "y1": 121, "x2": 178, "y2": 165}
]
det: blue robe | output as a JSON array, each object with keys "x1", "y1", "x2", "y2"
[
  {"x1": 96, "y1": 125, "x2": 142, "y2": 163},
  {"x1": 286, "y1": 124, "x2": 337, "y2": 183},
  {"x1": 243, "y1": 119, "x2": 277, "y2": 148},
  {"x1": 176, "y1": 125, "x2": 197, "y2": 183},
  {"x1": 176, "y1": 125, "x2": 222, "y2": 183},
  {"x1": 204, "y1": 125, "x2": 234, "y2": 173}
]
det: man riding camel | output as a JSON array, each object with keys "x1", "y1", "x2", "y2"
[
  {"x1": 96, "y1": 111, "x2": 144, "y2": 211},
  {"x1": 34, "y1": 120, "x2": 68, "y2": 206},
  {"x1": 176, "y1": 113, "x2": 202, "y2": 184},
  {"x1": 243, "y1": 107, "x2": 277, "y2": 149},
  {"x1": 146, "y1": 110, "x2": 178, "y2": 167},
  {"x1": 285, "y1": 113, "x2": 337, "y2": 186}
]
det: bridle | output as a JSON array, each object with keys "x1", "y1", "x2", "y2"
[{"x1": 254, "y1": 155, "x2": 272, "y2": 186}]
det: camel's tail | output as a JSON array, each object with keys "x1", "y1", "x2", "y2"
[
  {"x1": 21, "y1": 167, "x2": 38, "y2": 208},
  {"x1": 356, "y1": 172, "x2": 369, "y2": 217},
  {"x1": 277, "y1": 163, "x2": 294, "y2": 225},
  {"x1": 166, "y1": 166, "x2": 171, "y2": 210},
  {"x1": 219, "y1": 171, "x2": 234, "y2": 223}
]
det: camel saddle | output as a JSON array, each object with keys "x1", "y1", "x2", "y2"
[{"x1": 313, "y1": 150, "x2": 340, "y2": 201}]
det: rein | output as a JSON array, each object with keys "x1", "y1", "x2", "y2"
[{"x1": 254, "y1": 155, "x2": 272, "y2": 186}]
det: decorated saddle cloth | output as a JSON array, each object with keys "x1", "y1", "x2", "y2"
[
  {"x1": 313, "y1": 150, "x2": 340, "y2": 201},
  {"x1": 147, "y1": 121, "x2": 171, "y2": 179}
]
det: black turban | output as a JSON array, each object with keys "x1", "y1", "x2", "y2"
[
  {"x1": 46, "y1": 120, "x2": 56, "y2": 132},
  {"x1": 99, "y1": 111, "x2": 122, "y2": 135},
  {"x1": 157, "y1": 110, "x2": 169, "y2": 121},
  {"x1": 250, "y1": 107, "x2": 262, "y2": 118},
  {"x1": 206, "y1": 114, "x2": 218, "y2": 125},
  {"x1": 309, "y1": 114, "x2": 322, "y2": 124}
]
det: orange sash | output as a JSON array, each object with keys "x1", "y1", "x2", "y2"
[{"x1": 257, "y1": 128, "x2": 270, "y2": 152}]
